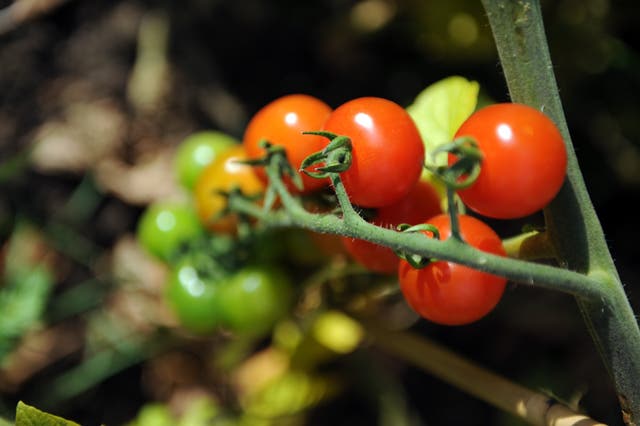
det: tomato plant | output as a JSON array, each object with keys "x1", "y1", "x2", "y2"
[
  {"x1": 322, "y1": 97, "x2": 425, "y2": 208},
  {"x1": 136, "y1": 201, "x2": 204, "y2": 263},
  {"x1": 342, "y1": 180, "x2": 442, "y2": 274},
  {"x1": 450, "y1": 102, "x2": 567, "y2": 219},
  {"x1": 194, "y1": 145, "x2": 264, "y2": 233},
  {"x1": 174, "y1": 130, "x2": 238, "y2": 191},
  {"x1": 243, "y1": 94, "x2": 332, "y2": 194},
  {"x1": 398, "y1": 214, "x2": 507, "y2": 326},
  {"x1": 216, "y1": 264, "x2": 293, "y2": 337},
  {"x1": 165, "y1": 257, "x2": 224, "y2": 335}
]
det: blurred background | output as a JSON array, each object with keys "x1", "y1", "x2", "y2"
[{"x1": 1, "y1": 0, "x2": 639, "y2": 425}]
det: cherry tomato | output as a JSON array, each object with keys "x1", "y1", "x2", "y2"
[
  {"x1": 165, "y1": 257, "x2": 224, "y2": 334},
  {"x1": 322, "y1": 97, "x2": 425, "y2": 208},
  {"x1": 450, "y1": 103, "x2": 567, "y2": 219},
  {"x1": 217, "y1": 264, "x2": 293, "y2": 337},
  {"x1": 137, "y1": 201, "x2": 204, "y2": 263},
  {"x1": 243, "y1": 94, "x2": 332, "y2": 194},
  {"x1": 174, "y1": 130, "x2": 238, "y2": 190},
  {"x1": 194, "y1": 145, "x2": 264, "y2": 233},
  {"x1": 342, "y1": 180, "x2": 442, "y2": 274},
  {"x1": 398, "y1": 214, "x2": 507, "y2": 325}
]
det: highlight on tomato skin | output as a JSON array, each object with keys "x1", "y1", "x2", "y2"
[
  {"x1": 342, "y1": 180, "x2": 443, "y2": 274},
  {"x1": 242, "y1": 94, "x2": 333, "y2": 194},
  {"x1": 136, "y1": 201, "x2": 204, "y2": 263},
  {"x1": 397, "y1": 214, "x2": 507, "y2": 326},
  {"x1": 322, "y1": 96, "x2": 426, "y2": 208},
  {"x1": 164, "y1": 257, "x2": 223, "y2": 335},
  {"x1": 450, "y1": 102, "x2": 568, "y2": 219}
]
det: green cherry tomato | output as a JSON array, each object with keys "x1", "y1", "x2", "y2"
[
  {"x1": 165, "y1": 258, "x2": 224, "y2": 334},
  {"x1": 137, "y1": 201, "x2": 204, "y2": 263},
  {"x1": 217, "y1": 264, "x2": 294, "y2": 337},
  {"x1": 174, "y1": 130, "x2": 238, "y2": 190}
]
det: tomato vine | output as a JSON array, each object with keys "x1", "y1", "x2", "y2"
[{"x1": 217, "y1": 3, "x2": 640, "y2": 422}]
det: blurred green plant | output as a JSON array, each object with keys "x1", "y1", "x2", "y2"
[{"x1": 0, "y1": 223, "x2": 55, "y2": 363}]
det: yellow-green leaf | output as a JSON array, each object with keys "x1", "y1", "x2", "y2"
[
  {"x1": 406, "y1": 76, "x2": 480, "y2": 168},
  {"x1": 15, "y1": 401, "x2": 80, "y2": 426}
]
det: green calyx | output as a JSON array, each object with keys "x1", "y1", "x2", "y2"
[
  {"x1": 394, "y1": 223, "x2": 440, "y2": 269},
  {"x1": 300, "y1": 132, "x2": 353, "y2": 178},
  {"x1": 426, "y1": 136, "x2": 483, "y2": 190},
  {"x1": 241, "y1": 139, "x2": 304, "y2": 192}
]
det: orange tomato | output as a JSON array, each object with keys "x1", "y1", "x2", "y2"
[
  {"x1": 194, "y1": 145, "x2": 264, "y2": 233},
  {"x1": 243, "y1": 94, "x2": 332, "y2": 194}
]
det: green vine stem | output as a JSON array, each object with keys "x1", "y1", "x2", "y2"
[
  {"x1": 227, "y1": 143, "x2": 634, "y2": 421},
  {"x1": 481, "y1": 0, "x2": 640, "y2": 423},
  {"x1": 229, "y1": 153, "x2": 606, "y2": 301}
]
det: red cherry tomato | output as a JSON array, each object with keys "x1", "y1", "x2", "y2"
[
  {"x1": 243, "y1": 94, "x2": 332, "y2": 194},
  {"x1": 398, "y1": 214, "x2": 507, "y2": 325},
  {"x1": 342, "y1": 180, "x2": 442, "y2": 274},
  {"x1": 323, "y1": 97, "x2": 425, "y2": 208},
  {"x1": 450, "y1": 103, "x2": 567, "y2": 219}
]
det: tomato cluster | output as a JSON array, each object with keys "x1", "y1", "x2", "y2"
[
  {"x1": 164, "y1": 255, "x2": 293, "y2": 337},
  {"x1": 137, "y1": 131, "x2": 295, "y2": 337},
  {"x1": 321, "y1": 99, "x2": 565, "y2": 326},
  {"x1": 135, "y1": 94, "x2": 567, "y2": 333},
  {"x1": 392, "y1": 102, "x2": 566, "y2": 326}
]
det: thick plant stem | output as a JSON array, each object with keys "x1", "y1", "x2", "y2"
[
  {"x1": 481, "y1": 0, "x2": 640, "y2": 423},
  {"x1": 369, "y1": 325, "x2": 606, "y2": 426}
]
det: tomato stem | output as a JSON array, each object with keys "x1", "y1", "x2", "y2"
[
  {"x1": 300, "y1": 133, "x2": 353, "y2": 178},
  {"x1": 445, "y1": 186, "x2": 462, "y2": 242},
  {"x1": 427, "y1": 136, "x2": 483, "y2": 191},
  {"x1": 502, "y1": 230, "x2": 556, "y2": 261},
  {"x1": 482, "y1": 0, "x2": 640, "y2": 422},
  {"x1": 230, "y1": 150, "x2": 608, "y2": 302}
]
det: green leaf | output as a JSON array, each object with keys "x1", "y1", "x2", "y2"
[
  {"x1": 0, "y1": 416, "x2": 13, "y2": 426},
  {"x1": 0, "y1": 222, "x2": 55, "y2": 363},
  {"x1": 406, "y1": 76, "x2": 480, "y2": 168},
  {"x1": 15, "y1": 401, "x2": 80, "y2": 426},
  {"x1": 0, "y1": 266, "x2": 54, "y2": 362}
]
